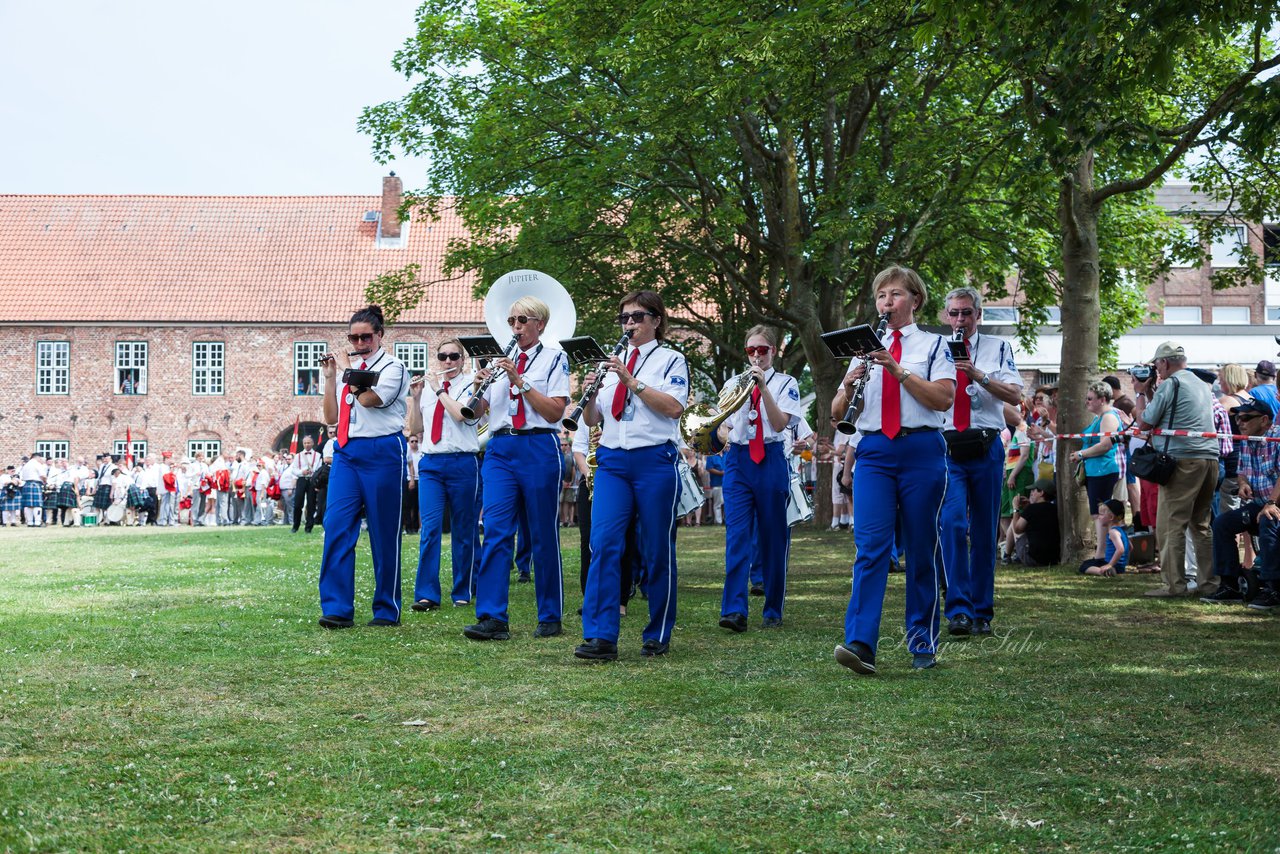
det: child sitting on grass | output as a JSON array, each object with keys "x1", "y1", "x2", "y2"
[{"x1": 1078, "y1": 499, "x2": 1130, "y2": 577}]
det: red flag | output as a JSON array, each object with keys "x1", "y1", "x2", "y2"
[
  {"x1": 289, "y1": 415, "x2": 300, "y2": 454},
  {"x1": 125, "y1": 426, "x2": 134, "y2": 467}
]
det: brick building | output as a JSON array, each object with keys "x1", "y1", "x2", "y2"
[{"x1": 0, "y1": 176, "x2": 487, "y2": 462}]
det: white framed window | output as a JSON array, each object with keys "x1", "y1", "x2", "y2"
[
  {"x1": 187, "y1": 439, "x2": 222, "y2": 460},
  {"x1": 1038, "y1": 371, "x2": 1059, "y2": 386},
  {"x1": 113, "y1": 440, "x2": 147, "y2": 460},
  {"x1": 115, "y1": 341, "x2": 148, "y2": 395},
  {"x1": 1164, "y1": 306, "x2": 1202, "y2": 324},
  {"x1": 1210, "y1": 225, "x2": 1247, "y2": 268},
  {"x1": 192, "y1": 342, "x2": 225, "y2": 395},
  {"x1": 982, "y1": 307, "x2": 1018, "y2": 323},
  {"x1": 1211, "y1": 306, "x2": 1251, "y2": 325},
  {"x1": 35, "y1": 440, "x2": 69, "y2": 460},
  {"x1": 395, "y1": 342, "x2": 430, "y2": 373},
  {"x1": 294, "y1": 342, "x2": 326, "y2": 396},
  {"x1": 36, "y1": 341, "x2": 70, "y2": 395}
]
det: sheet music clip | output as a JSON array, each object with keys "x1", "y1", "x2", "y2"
[
  {"x1": 559, "y1": 336, "x2": 610, "y2": 367},
  {"x1": 820, "y1": 325, "x2": 886, "y2": 360},
  {"x1": 457, "y1": 335, "x2": 508, "y2": 359}
]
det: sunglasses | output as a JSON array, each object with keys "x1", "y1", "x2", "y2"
[
  {"x1": 1237, "y1": 412, "x2": 1262, "y2": 421},
  {"x1": 437, "y1": 352, "x2": 463, "y2": 361},
  {"x1": 347, "y1": 333, "x2": 375, "y2": 344},
  {"x1": 745, "y1": 345, "x2": 772, "y2": 356},
  {"x1": 947, "y1": 308, "x2": 975, "y2": 317},
  {"x1": 617, "y1": 310, "x2": 656, "y2": 325},
  {"x1": 507, "y1": 315, "x2": 541, "y2": 326}
]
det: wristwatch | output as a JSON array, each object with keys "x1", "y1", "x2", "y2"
[
  {"x1": 898, "y1": 369, "x2": 913, "y2": 383},
  {"x1": 979, "y1": 373, "x2": 992, "y2": 387},
  {"x1": 516, "y1": 380, "x2": 532, "y2": 395},
  {"x1": 634, "y1": 381, "x2": 648, "y2": 394}
]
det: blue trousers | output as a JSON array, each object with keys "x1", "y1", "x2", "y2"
[
  {"x1": 473, "y1": 433, "x2": 563, "y2": 624},
  {"x1": 414, "y1": 452, "x2": 481, "y2": 605},
  {"x1": 722, "y1": 443, "x2": 790, "y2": 621},
  {"x1": 515, "y1": 499, "x2": 532, "y2": 575},
  {"x1": 317, "y1": 433, "x2": 408, "y2": 622},
  {"x1": 940, "y1": 437, "x2": 1004, "y2": 621},
  {"x1": 1212, "y1": 500, "x2": 1280, "y2": 581},
  {"x1": 845, "y1": 431, "x2": 946, "y2": 655},
  {"x1": 582, "y1": 443, "x2": 680, "y2": 644}
]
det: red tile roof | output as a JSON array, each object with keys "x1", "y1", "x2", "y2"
[{"x1": 0, "y1": 195, "x2": 482, "y2": 324}]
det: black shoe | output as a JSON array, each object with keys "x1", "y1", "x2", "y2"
[
  {"x1": 1247, "y1": 587, "x2": 1280, "y2": 611},
  {"x1": 750, "y1": 583, "x2": 765, "y2": 597},
  {"x1": 834, "y1": 641, "x2": 876, "y2": 675},
  {"x1": 318, "y1": 615, "x2": 354, "y2": 630},
  {"x1": 291, "y1": 527, "x2": 299, "y2": 533},
  {"x1": 912, "y1": 653, "x2": 937, "y2": 670},
  {"x1": 411, "y1": 600, "x2": 440, "y2": 612},
  {"x1": 463, "y1": 618, "x2": 511, "y2": 640},
  {"x1": 888, "y1": 559, "x2": 903, "y2": 573},
  {"x1": 761, "y1": 617, "x2": 783, "y2": 629},
  {"x1": 640, "y1": 639, "x2": 669, "y2": 656},
  {"x1": 533, "y1": 620, "x2": 563, "y2": 638},
  {"x1": 305, "y1": 527, "x2": 314, "y2": 533},
  {"x1": 947, "y1": 614, "x2": 973, "y2": 636},
  {"x1": 1200, "y1": 586, "x2": 1243, "y2": 604},
  {"x1": 972, "y1": 618, "x2": 992, "y2": 636},
  {"x1": 517, "y1": 573, "x2": 531, "y2": 584},
  {"x1": 718, "y1": 613, "x2": 748, "y2": 633},
  {"x1": 367, "y1": 618, "x2": 400, "y2": 627},
  {"x1": 574, "y1": 638, "x2": 619, "y2": 660}
]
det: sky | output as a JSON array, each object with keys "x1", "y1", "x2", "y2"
[{"x1": 0, "y1": 0, "x2": 431, "y2": 196}]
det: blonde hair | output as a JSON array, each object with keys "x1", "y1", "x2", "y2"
[
  {"x1": 1088, "y1": 381, "x2": 1112, "y2": 401},
  {"x1": 872, "y1": 265, "x2": 928, "y2": 310},
  {"x1": 744, "y1": 324, "x2": 780, "y2": 350},
  {"x1": 1220, "y1": 363, "x2": 1249, "y2": 396},
  {"x1": 510, "y1": 296, "x2": 549, "y2": 323},
  {"x1": 437, "y1": 336, "x2": 466, "y2": 357}
]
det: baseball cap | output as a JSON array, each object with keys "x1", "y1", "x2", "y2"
[
  {"x1": 1255, "y1": 360, "x2": 1276, "y2": 379},
  {"x1": 1030, "y1": 478, "x2": 1056, "y2": 500},
  {"x1": 1151, "y1": 341, "x2": 1186, "y2": 361},
  {"x1": 1235, "y1": 398, "x2": 1277, "y2": 420}
]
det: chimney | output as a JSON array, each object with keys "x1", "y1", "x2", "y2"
[{"x1": 380, "y1": 172, "x2": 403, "y2": 239}]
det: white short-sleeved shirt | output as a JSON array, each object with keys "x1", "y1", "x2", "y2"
[
  {"x1": 419, "y1": 372, "x2": 480, "y2": 454},
  {"x1": 724, "y1": 369, "x2": 805, "y2": 446},
  {"x1": 942, "y1": 332, "x2": 1024, "y2": 431},
  {"x1": 592, "y1": 340, "x2": 689, "y2": 449},
  {"x1": 855, "y1": 323, "x2": 956, "y2": 433},
  {"x1": 571, "y1": 427, "x2": 592, "y2": 456},
  {"x1": 19, "y1": 460, "x2": 46, "y2": 481},
  {"x1": 344, "y1": 348, "x2": 410, "y2": 439},
  {"x1": 484, "y1": 342, "x2": 571, "y2": 432}
]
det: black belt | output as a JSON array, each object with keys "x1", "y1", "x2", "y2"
[
  {"x1": 861, "y1": 426, "x2": 939, "y2": 437},
  {"x1": 493, "y1": 427, "x2": 557, "y2": 437}
]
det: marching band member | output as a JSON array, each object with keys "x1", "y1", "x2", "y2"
[
  {"x1": 316, "y1": 304, "x2": 411, "y2": 629},
  {"x1": 938, "y1": 287, "x2": 1023, "y2": 638},
  {"x1": 406, "y1": 337, "x2": 482, "y2": 611},
  {"x1": 831, "y1": 266, "x2": 955, "y2": 674},
  {"x1": 718, "y1": 326, "x2": 806, "y2": 633},
  {"x1": 464, "y1": 296, "x2": 571, "y2": 641},
  {"x1": 575, "y1": 290, "x2": 689, "y2": 660}
]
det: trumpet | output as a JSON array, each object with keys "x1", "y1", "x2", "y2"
[
  {"x1": 835, "y1": 312, "x2": 890, "y2": 435},
  {"x1": 459, "y1": 335, "x2": 519, "y2": 421},
  {"x1": 561, "y1": 330, "x2": 633, "y2": 431},
  {"x1": 680, "y1": 369, "x2": 759, "y2": 455}
]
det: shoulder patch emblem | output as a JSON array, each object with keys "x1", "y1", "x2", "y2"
[
  {"x1": 788, "y1": 387, "x2": 800, "y2": 400},
  {"x1": 670, "y1": 375, "x2": 687, "y2": 386}
]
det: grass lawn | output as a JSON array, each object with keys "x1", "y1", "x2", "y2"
[{"x1": 0, "y1": 524, "x2": 1277, "y2": 852}]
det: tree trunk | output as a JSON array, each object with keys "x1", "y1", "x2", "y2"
[{"x1": 1056, "y1": 154, "x2": 1102, "y2": 563}]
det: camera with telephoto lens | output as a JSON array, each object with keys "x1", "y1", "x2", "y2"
[{"x1": 1128, "y1": 364, "x2": 1152, "y2": 382}]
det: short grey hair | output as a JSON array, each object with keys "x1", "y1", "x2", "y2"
[{"x1": 944, "y1": 286, "x2": 983, "y2": 313}]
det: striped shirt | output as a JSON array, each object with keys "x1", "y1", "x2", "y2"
[{"x1": 1238, "y1": 423, "x2": 1280, "y2": 499}]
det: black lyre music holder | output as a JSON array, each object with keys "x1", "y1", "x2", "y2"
[
  {"x1": 559, "y1": 336, "x2": 611, "y2": 367},
  {"x1": 457, "y1": 335, "x2": 508, "y2": 360},
  {"x1": 820, "y1": 325, "x2": 887, "y2": 360}
]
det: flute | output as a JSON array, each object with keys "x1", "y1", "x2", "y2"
[
  {"x1": 836, "y1": 312, "x2": 890, "y2": 435},
  {"x1": 561, "y1": 330, "x2": 633, "y2": 431}
]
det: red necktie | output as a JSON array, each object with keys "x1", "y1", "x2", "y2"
[
  {"x1": 749, "y1": 385, "x2": 765, "y2": 464},
  {"x1": 511, "y1": 352, "x2": 529, "y2": 429},
  {"x1": 611, "y1": 348, "x2": 641, "y2": 419},
  {"x1": 954, "y1": 339, "x2": 971, "y2": 431},
  {"x1": 335, "y1": 360, "x2": 366, "y2": 447},
  {"x1": 430, "y1": 380, "x2": 450, "y2": 444},
  {"x1": 882, "y1": 331, "x2": 903, "y2": 439}
]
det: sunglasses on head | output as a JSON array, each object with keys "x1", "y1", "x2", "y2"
[
  {"x1": 507, "y1": 315, "x2": 541, "y2": 326},
  {"x1": 617, "y1": 310, "x2": 656, "y2": 325},
  {"x1": 437, "y1": 352, "x2": 463, "y2": 361},
  {"x1": 745, "y1": 345, "x2": 772, "y2": 356},
  {"x1": 347, "y1": 333, "x2": 375, "y2": 344},
  {"x1": 947, "y1": 308, "x2": 975, "y2": 317}
]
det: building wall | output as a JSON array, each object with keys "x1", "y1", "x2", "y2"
[{"x1": 3, "y1": 322, "x2": 485, "y2": 461}]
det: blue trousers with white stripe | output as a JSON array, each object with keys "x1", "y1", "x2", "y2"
[
  {"x1": 473, "y1": 432, "x2": 563, "y2": 625},
  {"x1": 845, "y1": 431, "x2": 946, "y2": 655},
  {"x1": 317, "y1": 433, "x2": 408, "y2": 623},
  {"x1": 722, "y1": 443, "x2": 790, "y2": 622},
  {"x1": 940, "y1": 437, "x2": 1004, "y2": 621},
  {"x1": 414, "y1": 451, "x2": 481, "y2": 605},
  {"x1": 583, "y1": 442, "x2": 680, "y2": 644}
]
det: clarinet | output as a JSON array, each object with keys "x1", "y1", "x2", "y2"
[
  {"x1": 459, "y1": 335, "x2": 520, "y2": 421},
  {"x1": 561, "y1": 330, "x2": 633, "y2": 431},
  {"x1": 835, "y1": 312, "x2": 890, "y2": 435}
]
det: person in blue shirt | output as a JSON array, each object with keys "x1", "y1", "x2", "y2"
[
  {"x1": 705, "y1": 453, "x2": 724, "y2": 524},
  {"x1": 1077, "y1": 499, "x2": 1130, "y2": 576}
]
